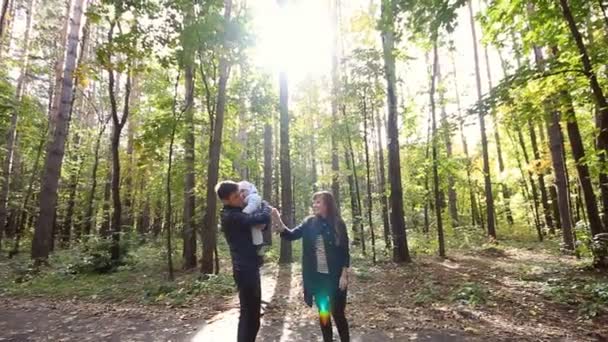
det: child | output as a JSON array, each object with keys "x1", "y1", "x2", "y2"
[{"x1": 238, "y1": 181, "x2": 266, "y2": 257}]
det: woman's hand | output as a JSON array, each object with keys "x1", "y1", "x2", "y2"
[
  {"x1": 271, "y1": 207, "x2": 281, "y2": 220},
  {"x1": 339, "y1": 271, "x2": 348, "y2": 291},
  {"x1": 271, "y1": 208, "x2": 285, "y2": 233}
]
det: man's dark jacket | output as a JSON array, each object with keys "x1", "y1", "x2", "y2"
[{"x1": 220, "y1": 202, "x2": 271, "y2": 272}]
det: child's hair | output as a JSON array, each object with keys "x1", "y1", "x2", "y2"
[
  {"x1": 238, "y1": 181, "x2": 258, "y2": 197},
  {"x1": 215, "y1": 181, "x2": 239, "y2": 200}
]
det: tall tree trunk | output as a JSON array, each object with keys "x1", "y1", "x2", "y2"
[
  {"x1": 164, "y1": 77, "x2": 181, "y2": 281},
  {"x1": 362, "y1": 95, "x2": 376, "y2": 263},
  {"x1": 201, "y1": 0, "x2": 233, "y2": 274},
  {"x1": 451, "y1": 50, "x2": 480, "y2": 227},
  {"x1": 262, "y1": 123, "x2": 273, "y2": 246},
  {"x1": 84, "y1": 118, "x2": 108, "y2": 238},
  {"x1": 558, "y1": 0, "x2": 608, "y2": 232},
  {"x1": 547, "y1": 110, "x2": 575, "y2": 251},
  {"x1": 561, "y1": 92, "x2": 604, "y2": 235},
  {"x1": 424, "y1": 113, "x2": 431, "y2": 234},
  {"x1": 518, "y1": 130, "x2": 544, "y2": 241},
  {"x1": 330, "y1": 0, "x2": 341, "y2": 213},
  {"x1": 437, "y1": 59, "x2": 459, "y2": 228},
  {"x1": 468, "y1": 0, "x2": 496, "y2": 239},
  {"x1": 107, "y1": 51, "x2": 131, "y2": 262},
  {"x1": 344, "y1": 149, "x2": 361, "y2": 246},
  {"x1": 10, "y1": 130, "x2": 45, "y2": 258},
  {"x1": 278, "y1": 69, "x2": 293, "y2": 263},
  {"x1": 124, "y1": 76, "x2": 138, "y2": 232},
  {"x1": 31, "y1": 0, "x2": 87, "y2": 263},
  {"x1": 529, "y1": 120, "x2": 554, "y2": 234},
  {"x1": 381, "y1": 0, "x2": 410, "y2": 262},
  {"x1": 373, "y1": 104, "x2": 391, "y2": 250},
  {"x1": 182, "y1": 62, "x2": 197, "y2": 270},
  {"x1": 483, "y1": 41, "x2": 513, "y2": 226},
  {"x1": 343, "y1": 106, "x2": 366, "y2": 254},
  {"x1": 61, "y1": 133, "x2": 82, "y2": 247},
  {"x1": 430, "y1": 43, "x2": 446, "y2": 257},
  {"x1": 0, "y1": 0, "x2": 10, "y2": 41},
  {"x1": 49, "y1": 0, "x2": 73, "y2": 126},
  {"x1": 0, "y1": 0, "x2": 34, "y2": 249}
]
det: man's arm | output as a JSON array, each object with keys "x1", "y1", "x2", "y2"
[
  {"x1": 242, "y1": 194, "x2": 262, "y2": 214},
  {"x1": 230, "y1": 202, "x2": 271, "y2": 227}
]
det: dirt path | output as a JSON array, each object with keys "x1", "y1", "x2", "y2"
[
  {"x1": 2, "y1": 249, "x2": 607, "y2": 341},
  {"x1": 1, "y1": 264, "x2": 470, "y2": 342},
  {"x1": 0, "y1": 297, "x2": 201, "y2": 341},
  {"x1": 195, "y1": 264, "x2": 472, "y2": 342}
]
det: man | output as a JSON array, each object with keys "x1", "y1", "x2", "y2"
[{"x1": 216, "y1": 181, "x2": 272, "y2": 342}]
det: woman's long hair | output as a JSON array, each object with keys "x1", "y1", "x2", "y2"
[{"x1": 313, "y1": 191, "x2": 344, "y2": 246}]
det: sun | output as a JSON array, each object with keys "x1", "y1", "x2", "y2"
[{"x1": 251, "y1": 0, "x2": 333, "y2": 83}]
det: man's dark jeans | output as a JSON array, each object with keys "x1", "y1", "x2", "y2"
[{"x1": 234, "y1": 268, "x2": 261, "y2": 342}]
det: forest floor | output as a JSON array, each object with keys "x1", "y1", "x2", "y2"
[{"x1": 1, "y1": 240, "x2": 608, "y2": 341}]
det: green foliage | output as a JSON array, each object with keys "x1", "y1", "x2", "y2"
[
  {"x1": 414, "y1": 281, "x2": 441, "y2": 305},
  {"x1": 543, "y1": 278, "x2": 608, "y2": 319},
  {"x1": 143, "y1": 274, "x2": 234, "y2": 306},
  {"x1": 450, "y1": 282, "x2": 488, "y2": 306},
  {"x1": 56, "y1": 235, "x2": 132, "y2": 274}
]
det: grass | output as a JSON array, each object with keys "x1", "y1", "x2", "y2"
[{"x1": 0, "y1": 237, "x2": 237, "y2": 307}]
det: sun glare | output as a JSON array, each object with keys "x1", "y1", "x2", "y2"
[{"x1": 251, "y1": 0, "x2": 332, "y2": 83}]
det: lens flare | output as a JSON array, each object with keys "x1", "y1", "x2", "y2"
[{"x1": 317, "y1": 294, "x2": 331, "y2": 327}]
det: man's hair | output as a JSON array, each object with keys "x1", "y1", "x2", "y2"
[{"x1": 216, "y1": 181, "x2": 239, "y2": 200}]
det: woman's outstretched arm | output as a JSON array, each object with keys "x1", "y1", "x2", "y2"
[{"x1": 272, "y1": 208, "x2": 307, "y2": 241}]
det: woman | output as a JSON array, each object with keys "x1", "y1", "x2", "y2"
[{"x1": 272, "y1": 191, "x2": 351, "y2": 342}]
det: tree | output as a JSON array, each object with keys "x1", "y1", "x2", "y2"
[
  {"x1": 468, "y1": 0, "x2": 496, "y2": 239},
  {"x1": 31, "y1": 0, "x2": 87, "y2": 263},
  {"x1": 330, "y1": 0, "x2": 341, "y2": 212},
  {"x1": 380, "y1": 0, "x2": 410, "y2": 262},
  {"x1": 558, "y1": 0, "x2": 608, "y2": 231},
  {"x1": 430, "y1": 42, "x2": 446, "y2": 257},
  {"x1": 201, "y1": 0, "x2": 233, "y2": 274},
  {"x1": 0, "y1": 0, "x2": 35, "y2": 249},
  {"x1": 181, "y1": 5, "x2": 197, "y2": 270}
]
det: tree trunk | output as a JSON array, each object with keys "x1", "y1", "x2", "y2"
[
  {"x1": 31, "y1": 0, "x2": 87, "y2": 263},
  {"x1": 424, "y1": 95, "x2": 432, "y2": 234},
  {"x1": 373, "y1": 104, "x2": 391, "y2": 250},
  {"x1": 262, "y1": 123, "x2": 273, "y2": 246},
  {"x1": 0, "y1": 0, "x2": 34, "y2": 250},
  {"x1": 182, "y1": 62, "x2": 197, "y2": 270},
  {"x1": 342, "y1": 106, "x2": 366, "y2": 254},
  {"x1": 10, "y1": 129, "x2": 45, "y2": 258},
  {"x1": 48, "y1": 0, "x2": 73, "y2": 126},
  {"x1": 330, "y1": 0, "x2": 341, "y2": 213},
  {"x1": 164, "y1": 81, "x2": 180, "y2": 281},
  {"x1": 84, "y1": 118, "x2": 107, "y2": 237},
  {"x1": 528, "y1": 120, "x2": 554, "y2": 233},
  {"x1": 558, "y1": 0, "x2": 608, "y2": 233},
  {"x1": 201, "y1": 0, "x2": 233, "y2": 273},
  {"x1": 518, "y1": 130, "x2": 544, "y2": 241},
  {"x1": 0, "y1": 0, "x2": 10, "y2": 41},
  {"x1": 430, "y1": 43, "x2": 446, "y2": 257},
  {"x1": 561, "y1": 92, "x2": 604, "y2": 235},
  {"x1": 362, "y1": 94, "x2": 377, "y2": 263},
  {"x1": 468, "y1": 0, "x2": 496, "y2": 239},
  {"x1": 108, "y1": 56, "x2": 131, "y2": 261},
  {"x1": 483, "y1": 41, "x2": 513, "y2": 226},
  {"x1": 546, "y1": 110, "x2": 575, "y2": 251},
  {"x1": 277, "y1": 68, "x2": 293, "y2": 263},
  {"x1": 61, "y1": 133, "x2": 82, "y2": 247},
  {"x1": 451, "y1": 50, "x2": 480, "y2": 227},
  {"x1": 124, "y1": 77, "x2": 139, "y2": 233},
  {"x1": 344, "y1": 149, "x2": 361, "y2": 246},
  {"x1": 381, "y1": 0, "x2": 410, "y2": 262},
  {"x1": 437, "y1": 59, "x2": 459, "y2": 228}
]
